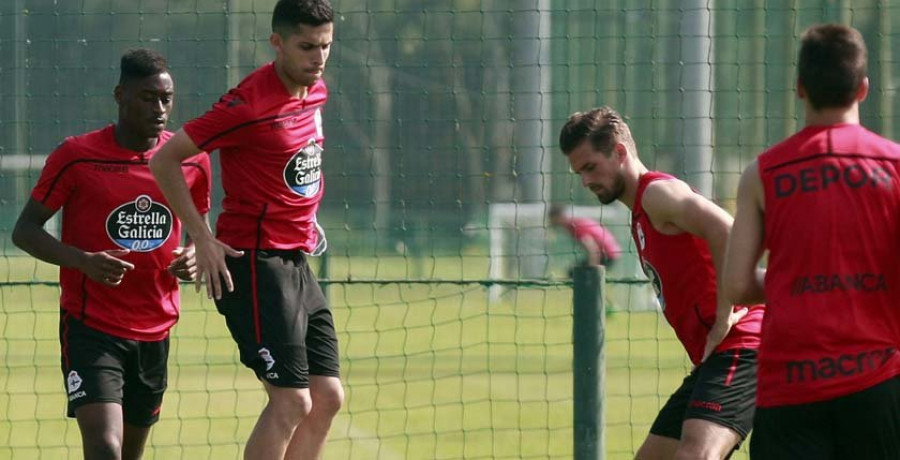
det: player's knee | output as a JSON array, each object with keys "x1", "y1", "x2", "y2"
[
  {"x1": 314, "y1": 383, "x2": 343, "y2": 417},
  {"x1": 269, "y1": 388, "x2": 313, "y2": 422},
  {"x1": 83, "y1": 432, "x2": 122, "y2": 460}
]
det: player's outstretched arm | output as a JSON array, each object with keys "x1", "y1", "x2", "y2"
[
  {"x1": 723, "y1": 161, "x2": 767, "y2": 306},
  {"x1": 12, "y1": 199, "x2": 135, "y2": 286},
  {"x1": 149, "y1": 130, "x2": 243, "y2": 299}
]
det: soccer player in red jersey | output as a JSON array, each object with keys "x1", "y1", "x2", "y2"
[
  {"x1": 548, "y1": 204, "x2": 622, "y2": 269},
  {"x1": 11, "y1": 49, "x2": 210, "y2": 459},
  {"x1": 559, "y1": 107, "x2": 765, "y2": 460},
  {"x1": 149, "y1": 1, "x2": 342, "y2": 458},
  {"x1": 724, "y1": 24, "x2": 900, "y2": 459}
]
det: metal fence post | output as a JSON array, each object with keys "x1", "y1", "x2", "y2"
[{"x1": 573, "y1": 265, "x2": 605, "y2": 459}]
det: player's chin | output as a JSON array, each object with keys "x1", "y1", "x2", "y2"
[
  {"x1": 298, "y1": 71, "x2": 323, "y2": 86},
  {"x1": 596, "y1": 193, "x2": 617, "y2": 205},
  {"x1": 300, "y1": 76, "x2": 320, "y2": 87},
  {"x1": 143, "y1": 124, "x2": 166, "y2": 138}
]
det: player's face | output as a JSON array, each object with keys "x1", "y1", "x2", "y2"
[
  {"x1": 274, "y1": 22, "x2": 334, "y2": 88},
  {"x1": 567, "y1": 141, "x2": 626, "y2": 205},
  {"x1": 117, "y1": 72, "x2": 174, "y2": 140}
]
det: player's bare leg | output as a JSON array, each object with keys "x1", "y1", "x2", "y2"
[
  {"x1": 75, "y1": 403, "x2": 124, "y2": 460},
  {"x1": 244, "y1": 383, "x2": 311, "y2": 460},
  {"x1": 635, "y1": 433, "x2": 679, "y2": 460},
  {"x1": 121, "y1": 423, "x2": 152, "y2": 460},
  {"x1": 674, "y1": 419, "x2": 741, "y2": 460},
  {"x1": 284, "y1": 376, "x2": 344, "y2": 460}
]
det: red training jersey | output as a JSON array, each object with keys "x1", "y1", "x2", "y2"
[
  {"x1": 757, "y1": 123, "x2": 900, "y2": 407},
  {"x1": 31, "y1": 125, "x2": 211, "y2": 341},
  {"x1": 564, "y1": 217, "x2": 622, "y2": 262},
  {"x1": 632, "y1": 172, "x2": 764, "y2": 365},
  {"x1": 183, "y1": 62, "x2": 326, "y2": 251}
]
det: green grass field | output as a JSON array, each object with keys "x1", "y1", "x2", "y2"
[{"x1": 0, "y1": 255, "x2": 749, "y2": 459}]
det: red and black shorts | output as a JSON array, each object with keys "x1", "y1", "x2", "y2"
[
  {"x1": 650, "y1": 348, "x2": 757, "y2": 443},
  {"x1": 750, "y1": 375, "x2": 900, "y2": 460},
  {"x1": 214, "y1": 249, "x2": 341, "y2": 388},
  {"x1": 59, "y1": 312, "x2": 168, "y2": 426}
]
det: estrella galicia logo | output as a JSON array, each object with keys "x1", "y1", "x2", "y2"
[
  {"x1": 106, "y1": 195, "x2": 173, "y2": 252},
  {"x1": 284, "y1": 138, "x2": 323, "y2": 197},
  {"x1": 642, "y1": 259, "x2": 665, "y2": 310}
]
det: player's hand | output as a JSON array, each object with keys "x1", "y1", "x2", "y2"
[
  {"x1": 702, "y1": 305, "x2": 749, "y2": 362},
  {"x1": 168, "y1": 246, "x2": 197, "y2": 281},
  {"x1": 78, "y1": 249, "x2": 136, "y2": 287},
  {"x1": 193, "y1": 236, "x2": 244, "y2": 300}
]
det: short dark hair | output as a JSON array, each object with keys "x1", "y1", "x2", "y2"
[
  {"x1": 558, "y1": 106, "x2": 633, "y2": 156},
  {"x1": 798, "y1": 24, "x2": 867, "y2": 111},
  {"x1": 272, "y1": 0, "x2": 334, "y2": 36},
  {"x1": 119, "y1": 48, "x2": 168, "y2": 85}
]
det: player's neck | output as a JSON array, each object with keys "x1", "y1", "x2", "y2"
[
  {"x1": 113, "y1": 124, "x2": 157, "y2": 152},
  {"x1": 273, "y1": 63, "x2": 309, "y2": 99},
  {"x1": 620, "y1": 164, "x2": 648, "y2": 210},
  {"x1": 803, "y1": 104, "x2": 860, "y2": 128}
]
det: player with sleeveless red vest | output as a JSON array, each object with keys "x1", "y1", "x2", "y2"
[
  {"x1": 724, "y1": 24, "x2": 900, "y2": 459},
  {"x1": 559, "y1": 107, "x2": 765, "y2": 459}
]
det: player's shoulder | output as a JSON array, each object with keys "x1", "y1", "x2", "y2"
[
  {"x1": 641, "y1": 175, "x2": 713, "y2": 226},
  {"x1": 856, "y1": 125, "x2": 900, "y2": 155},
  {"x1": 68, "y1": 125, "x2": 111, "y2": 146},
  {"x1": 214, "y1": 64, "x2": 275, "y2": 111},
  {"x1": 50, "y1": 125, "x2": 113, "y2": 162},
  {"x1": 643, "y1": 176, "x2": 692, "y2": 203}
]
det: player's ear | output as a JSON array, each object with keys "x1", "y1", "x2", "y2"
[
  {"x1": 614, "y1": 143, "x2": 628, "y2": 163},
  {"x1": 796, "y1": 78, "x2": 806, "y2": 100},
  {"x1": 857, "y1": 76, "x2": 869, "y2": 103},
  {"x1": 113, "y1": 85, "x2": 123, "y2": 105},
  {"x1": 269, "y1": 32, "x2": 283, "y2": 54}
]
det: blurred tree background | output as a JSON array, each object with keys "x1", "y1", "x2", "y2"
[{"x1": 1, "y1": 0, "x2": 895, "y2": 258}]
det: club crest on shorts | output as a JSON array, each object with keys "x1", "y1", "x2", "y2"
[
  {"x1": 67, "y1": 370, "x2": 82, "y2": 393},
  {"x1": 258, "y1": 348, "x2": 275, "y2": 371},
  {"x1": 106, "y1": 195, "x2": 173, "y2": 252},
  {"x1": 284, "y1": 138, "x2": 323, "y2": 197}
]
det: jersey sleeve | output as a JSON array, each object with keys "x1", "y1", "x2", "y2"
[
  {"x1": 182, "y1": 89, "x2": 254, "y2": 153},
  {"x1": 188, "y1": 152, "x2": 212, "y2": 215},
  {"x1": 30, "y1": 140, "x2": 78, "y2": 212}
]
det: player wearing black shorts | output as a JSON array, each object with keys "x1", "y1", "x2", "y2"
[
  {"x1": 725, "y1": 24, "x2": 900, "y2": 460},
  {"x1": 559, "y1": 108, "x2": 766, "y2": 459},
  {"x1": 12, "y1": 49, "x2": 210, "y2": 459},
  {"x1": 215, "y1": 249, "x2": 340, "y2": 387},
  {"x1": 650, "y1": 349, "x2": 757, "y2": 445},
  {"x1": 150, "y1": 1, "x2": 343, "y2": 458}
]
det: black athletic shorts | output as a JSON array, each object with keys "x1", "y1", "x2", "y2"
[
  {"x1": 215, "y1": 249, "x2": 341, "y2": 388},
  {"x1": 59, "y1": 312, "x2": 168, "y2": 427},
  {"x1": 750, "y1": 374, "x2": 900, "y2": 460},
  {"x1": 650, "y1": 348, "x2": 757, "y2": 442}
]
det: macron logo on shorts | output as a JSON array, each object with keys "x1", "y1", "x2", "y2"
[
  {"x1": 259, "y1": 348, "x2": 279, "y2": 379},
  {"x1": 67, "y1": 370, "x2": 87, "y2": 401},
  {"x1": 689, "y1": 399, "x2": 722, "y2": 412}
]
